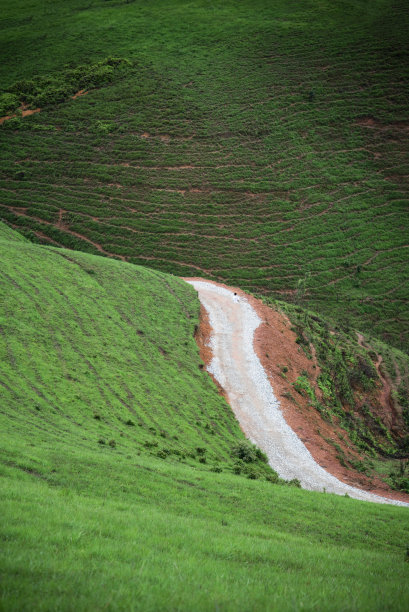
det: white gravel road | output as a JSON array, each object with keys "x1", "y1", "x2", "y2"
[{"x1": 187, "y1": 280, "x2": 409, "y2": 507}]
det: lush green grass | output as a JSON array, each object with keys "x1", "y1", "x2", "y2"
[
  {"x1": 1, "y1": 1, "x2": 409, "y2": 607},
  {"x1": 0, "y1": 222, "x2": 260, "y2": 472},
  {"x1": 1, "y1": 224, "x2": 409, "y2": 610},
  {"x1": 2, "y1": 454, "x2": 409, "y2": 612},
  {"x1": 0, "y1": 0, "x2": 408, "y2": 351}
]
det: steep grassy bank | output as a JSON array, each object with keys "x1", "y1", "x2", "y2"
[
  {"x1": 0, "y1": 222, "x2": 269, "y2": 474},
  {"x1": 1, "y1": 0, "x2": 408, "y2": 350}
]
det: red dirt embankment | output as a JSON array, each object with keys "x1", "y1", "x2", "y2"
[{"x1": 185, "y1": 277, "x2": 409, "y2": 503}]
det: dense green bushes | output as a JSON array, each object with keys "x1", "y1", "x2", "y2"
[
  {"x1": 1, "y1": 0, "x2": 408, "y2": 351},
  {"x1": 1, "y1": 57, "x2": 131, "y2": 114}
]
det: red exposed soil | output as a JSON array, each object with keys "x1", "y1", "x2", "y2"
[
  {"x1": 0, "y1": 104, "x2": 41, "y2": 125},
  {"x1": 71, "y1": 90, "x2": 88, "y2": 99},
  {"x1": 21, "y1": 107, "x2": 41, "y2": 118},
  {"x1": 356, "y1": 116, "x2": 409, "y2": 132},
  {"x1": 194, "y1": 304, "x2": 228, "y2": 402},
  {"x1": 185, "y1": 277, "x2": 409, "y2": 503},
  {"x1": 0, "y1": 92, "x2": 89, "y2": 125}
]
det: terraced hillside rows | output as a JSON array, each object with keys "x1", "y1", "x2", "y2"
[{"x1": 1, "y1": 0, "x2": 408, "y2": 352}]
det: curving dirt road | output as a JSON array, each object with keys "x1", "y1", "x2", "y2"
[{"x1": 187, "y1": 280, "x2": 409, "y2": 507}]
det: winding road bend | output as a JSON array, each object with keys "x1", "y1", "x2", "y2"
[{"x1": 187, "y1": 280, "x2": 409, "y2": 507}]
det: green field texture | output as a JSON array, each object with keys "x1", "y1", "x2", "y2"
[
  {"x1": 1, "y1": 0, "x2": 408, "y2": 351},
  {"x1": 1, "y1": 225, "x2": 409, "y2": 611},
  {"x1": 0, "y1": 221, "x2": 262, "y2": 473}
]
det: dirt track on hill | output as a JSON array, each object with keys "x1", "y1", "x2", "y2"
[{"x1": 185, "y1": 278, "x2": 409, "y2": 507}]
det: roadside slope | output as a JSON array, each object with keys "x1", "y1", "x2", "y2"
[{"x1": 187, "y1": 279, "x2": 409, "y2": 505}]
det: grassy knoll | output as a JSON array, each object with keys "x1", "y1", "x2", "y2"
[
  {"x1": 0, "y1": 0, "x2": 408, "y2": 351},
  {"x1": 0, "y1": 227, "x2": 408, "y2": 610},
  {"x1": 2, "y1": 452, "x2": 409, "y2": 611}
]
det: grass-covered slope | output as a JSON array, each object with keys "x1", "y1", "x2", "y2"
[
  {"x1": 0, "y1": 223, "x2": 257, "y2": 471},
  {"x1": 1, "y1": 0, "x2": 408, "y2": 351},
  {"x1": 0, "y1": 227, "x2": 408, "y2": 610}
]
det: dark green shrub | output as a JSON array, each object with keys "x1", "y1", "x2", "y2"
[
  {"x1": 231, "y1": 440, "x2": 258, "y2": 463},
  {"x1": 0, "y1": 92, "x2": 19, "y2": 115},
  {"x1": 1, "y1": 57, "x2": 132, "y2": 117},
  {"x1": 389, "y1": 461, "x2": 409, "y2": 493},
  {"x1": 231, "y1": 441, "x2": 269, "y2": 467},
  {"x1": 144, "y1": 440, "x2": 158, "y2": 449},
  {"x1": 288, "y1": 478, "x2": 301, "y2": 488},
  {"x1": 265, "y1": 473, "x2": 279, "y2": 483}
]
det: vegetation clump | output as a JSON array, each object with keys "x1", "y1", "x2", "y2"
[{"x1": 0, "y1": 57, "x2": 131, "y2": 115}]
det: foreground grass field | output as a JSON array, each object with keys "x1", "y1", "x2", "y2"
[
  {"x1": 1, "y1": 225, "x2": 409, "y2": 610},
  {"x1": 1, "y1": 0, "x2": 408, "y2": 351},
  {"x1": 2, "y1": 454, "x2": 409, "y2": 611}
]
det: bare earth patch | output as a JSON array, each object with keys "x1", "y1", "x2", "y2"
[
  {"x1": 356, "y1": 116, "x2": 409, "y2": 132},
  {"x1": 0, "y1": 104, "x2": 41, "y2": 125},
  {"x1": 0, "y1": 92, "x2": 90, "y2": 125},
  {"x1": 71, "y1": 89, "x2": 89, "y2": 99}
]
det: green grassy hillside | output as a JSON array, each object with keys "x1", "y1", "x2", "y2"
[
  {"x1": 0, "y1": 222, "x2": 261, "y2": 473},
  {"x1": 1, "y1": 0, "x2": 408, "y2": 351},
  {"x1": 1, "y1": 225, "x2": 409, "y2": 611}
]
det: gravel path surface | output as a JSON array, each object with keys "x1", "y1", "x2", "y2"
[{"x1": 187, "y1": 280, "x2": 409, "y2": 507}]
